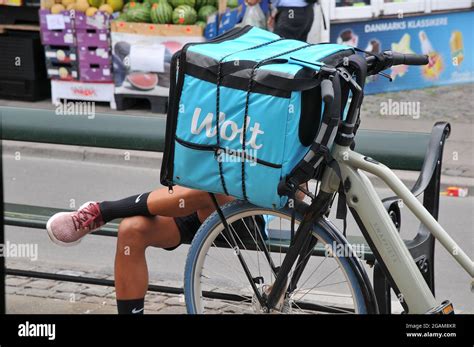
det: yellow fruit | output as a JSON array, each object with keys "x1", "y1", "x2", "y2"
[
  {"x1": 98, "y1": 3, "x2": 113, "y2": 14},
  {"x1": 88, "y1": 0, "x2": 104, "y2": 8},
  {"x1": 66, "y1": 3, "x2": 76, "y2": 9},
  {"x1": 86, "y1": 6, "x2": 98, "y2": 15},
  {"x1": 76, "y1": 0, "x2": 90, "y2": 11},
  {"x1": 41, "y1": 0, "x2": 55, "y2": 9},
  {"x1": 61, "y1": 0, "x2": 74, "y2": 6},
  {"x1": 106, "y1": 0, "x2": 123, "y2": 11},
  {"x1": 51, "y1": 3, "x2": 66, "y2": 13}
]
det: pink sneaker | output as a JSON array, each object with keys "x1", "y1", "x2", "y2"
[{"x1": 46, "y1": 201, "x2": 105, "y2": 246}]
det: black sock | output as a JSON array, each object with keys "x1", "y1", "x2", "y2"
[
  {"x1": 117, "y1": 298, "x2": 145, "y2": 315},
  {"x1": 99, "y1": 192, "x2": 153, "y2": 223}
]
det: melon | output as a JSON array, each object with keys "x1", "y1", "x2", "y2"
[
  {"x1": 127, "y1": 6, "x2": 152, "y2": 22},
  {"x1": 51, "y1": 3, "x2": 65, "y2": 13},
  {"x1": 116, "y1": 12, "x2": 128, "y2": 20},
  {"x1": 197, "y1": 5, "x2": 216, "y2": 21},
  {"x1": 86, "y1": 6, "x2": 98, "y2": 15},
  {"x1": 172, "y1": 5, "x2": 197, "y2": 25},
  {"x1": 127, "y1": 72, "x2": 158, "y2": 90},
  {"x1": 123, "y1": 1, "x2": 137, "y2": 11},
  {"x1": 76, "y1": 0, "x2": 90, "y2": 11},
  {"x1": 150, "y1": 1, "x2": 173, "y2": 24},
  {"x1": 227, "y1": 0, "x2": 238, "y2": 8},
  {"x1": 194, "y1": 0, "x2": 205, "y2": 9},
  {"x1": 107, "y1": 0, "x2": 124, "y2": 11},
  {"x1": 99, "y1": 3, "x2": 114, "y2": 13},
  {"x1": 170, "y1": 0, "x2": 195, "y2": 9},
  {"x1": 61, "y1": 0, "x2": 75, "y2": 7},
  {"x1": 195, "y1": 20, "x2": 206, "y2": 30},
  {"x1": 66, "y1": 3, "x2": 76, "y2": 10},
  {"x1": 88, "y1": 0, "x2": 104, "y2": 8},
  {"x1": 41, "y1": 0, "x2": 55, "y2": 10}
]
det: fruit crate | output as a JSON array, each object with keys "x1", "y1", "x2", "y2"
[
  {"x1": 40, "y1": 27, "x2": 75, "y2": 45},
  {"x1": 76, "y1": 28, "x2": 110, "y2": 47},
  {"x1": 51, "y1": 79, "x2": 116, "y2": 108},
  {"x1": 111, "y1": 21, "x2": 202, "y2": 112},
  {"x1": 44, "y1": 44, "x2": 78, "y2": 64},
  {"x1": 78, "y1": 45, "x2": 110, "y2": 65},
  {"x1": 79, "y1": 62, "x2": 112, "y2": 82},
  {"x1": 46, "y1": 59, "x2": 79, "y2": 80},
  {"x1": 75, "y1": 10, "x2": 111, "y2": 30},
  {"x1": 39, "y1": 9, "x2": 74, "y2": 30}
]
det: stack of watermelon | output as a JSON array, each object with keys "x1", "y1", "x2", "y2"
[{"x1": 115, "y1": 0, "x2": 235, "y2": 26}]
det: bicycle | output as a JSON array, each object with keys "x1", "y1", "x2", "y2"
[{"x1": 183, "y1": 51, "x2": 474, "y2": 314}]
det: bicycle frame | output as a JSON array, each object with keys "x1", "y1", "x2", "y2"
[{"x1": 318, "y1": 143, "x2": 474, "y2": 313}]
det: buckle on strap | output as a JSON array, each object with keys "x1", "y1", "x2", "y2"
[{"x1": 309, "y1": 143, "x2": 331, "y2": 163}]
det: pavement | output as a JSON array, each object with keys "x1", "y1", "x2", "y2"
[{"x1": 1, "y1": 83, "x2": 473, "y2": 314}]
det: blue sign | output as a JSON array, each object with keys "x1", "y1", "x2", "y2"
[{"x1": 331, "y1": 10, "x2": 474, "y2": 94}]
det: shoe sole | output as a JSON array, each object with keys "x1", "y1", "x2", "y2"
[{"x1": 46, "y1": 201, "x2": 98, "y2": 247}]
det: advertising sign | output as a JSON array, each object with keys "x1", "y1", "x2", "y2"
[{"x1": 330, "y1": 10, "x2": 474, "y2": 94}]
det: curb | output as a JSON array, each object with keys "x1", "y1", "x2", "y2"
[
  {"x1": 3, "y1": 140, "x2": 474, "y2": 190},
  {"x1": 2, "y1": 140, "x2": 162, "y2": 169}
]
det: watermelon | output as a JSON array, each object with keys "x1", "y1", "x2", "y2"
[
  {"x1": 227, "y1": 0, "x2": 238, "y2": 8},
  {"x1": 170, "y1": 0, "x2": 195, "y2": 9},
  {"x1": 197, "y1": 5, "x2": 216, "y2": 21},
  {"x1": 172, "y1": 5, "x2": 197, "y2": 24},
  {"x1": 150, "y1": 0, "x2": 173, "y2": 23},
  {"x1": 123, "y1": 1, "x2": 139, "y2": 12},
  {"x1": 127, "y1": 6, "x2": 152, "y2": 22},
  {"x1": 127, "y1": 72, "x2": 158, "y2": 90},
  {"x1": 194, "y1": 0, "x2": 207, "y2": 9},
  {"x1": 116, "y1": 12, "x2": 128, "y2": 20},
  {"x1": 195, "y1": 20, "x2": 206, "y2": 30}
]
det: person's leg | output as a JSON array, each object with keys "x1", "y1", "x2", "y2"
[
  {"x1": 114, "y1": 193, "x2": 230, "y2": 314},
  {"x1": 100, "y1": 186, "x2": 233, "y2": 221},
  {"x1": 47, "y1": 186, "x2": 233, "y2": 245},
  {"x1": 114, "y1": 215, "x2": 180, "y2": 314}
]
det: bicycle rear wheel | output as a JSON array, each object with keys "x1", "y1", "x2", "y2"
[{"x1": 184, "y1": 200, "x2": 376, "y2": 314}]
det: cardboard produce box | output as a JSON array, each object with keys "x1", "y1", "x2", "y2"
[{"x1": 111, "y1": 21, "x2": 204, "y2": 97}]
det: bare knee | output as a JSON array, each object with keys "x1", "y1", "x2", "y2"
[{"x1": 117, "y1": 216, "x2": 152, "y2": 251}]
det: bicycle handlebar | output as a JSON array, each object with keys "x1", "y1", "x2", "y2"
[
  {"x1": 365, "y1": 50, "x2": 429, "y2": 76},
  {"x1": 320, "y1": 79, "x2": 334, "y2": 104},
  {"x1": 389, "y1": 51, "x2": 429, "y2": 66}
]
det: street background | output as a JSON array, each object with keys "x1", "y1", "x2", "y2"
[{"x1": 2, "y1": 83, "x2": 473, "y2": 314}]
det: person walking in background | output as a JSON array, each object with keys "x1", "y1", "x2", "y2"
[{"x1": 246, "y1": 0, "x2": 315, "y2": 42}]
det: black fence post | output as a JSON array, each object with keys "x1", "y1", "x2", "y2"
[{"x1": 0, "y1": 128, "x2": 5, "y2": 314}]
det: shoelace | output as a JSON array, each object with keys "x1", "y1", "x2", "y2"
[{"x1": 72, "y1": 203, "x2": 102, "y2": 231}]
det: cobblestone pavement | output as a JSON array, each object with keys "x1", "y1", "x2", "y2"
[{"x1": 6, "y1": 264, "x2": 189, "y2": 314}]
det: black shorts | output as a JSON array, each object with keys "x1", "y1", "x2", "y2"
[
  {"x1": 165, "y1": 212, "x2": 202, "y2": 251},
  {"x1": 274, "y1": 6, "x2": 314, "y2": 42},
  {"x1": 166, "y1": 212, "x2": 266, "y2": 251}
]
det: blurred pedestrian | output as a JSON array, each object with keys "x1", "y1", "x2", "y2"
[{"x1": 246, "y1": 0, "x2": 315, "y2": 42}]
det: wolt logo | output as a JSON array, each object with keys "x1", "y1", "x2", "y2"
[{"x1": 190, "y1": 108, "x2": 264, "y2": 150}]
